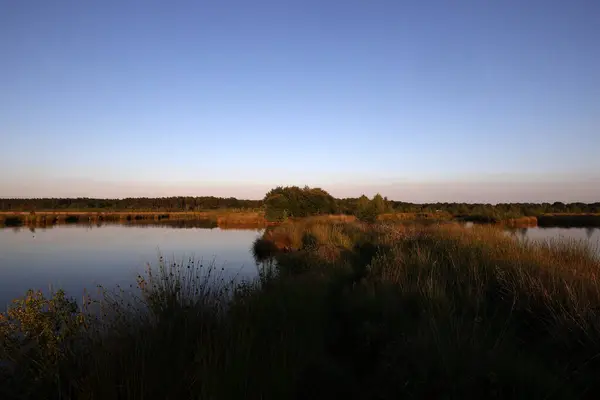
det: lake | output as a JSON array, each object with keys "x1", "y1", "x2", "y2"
[
  {"x1": 1, "y1": 224, "x2": 599, "y2": 309},
  {"x1": 0, "y1": 224, "x2": 263, "y2": 309}
]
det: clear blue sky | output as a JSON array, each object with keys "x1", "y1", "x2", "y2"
[{"x1": 1, "y1": 0, "x2": 599, "y2": 202}]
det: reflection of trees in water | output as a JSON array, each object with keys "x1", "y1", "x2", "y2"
[
  {"x1": 518, "y1": 228, "x2": 528, "y2": 239},
  {"x1": 255, "y1": 259, "x2": 278, "y2": 283},
  {"x1": 586, "y1": 227, "x2": 597, "y2": 240},
  {"x1": 507, "y1": 227, "x2": 528, "y2": 240},
  {"x1": 3, "y1": 220, "x2": 221, "y2": 231}
]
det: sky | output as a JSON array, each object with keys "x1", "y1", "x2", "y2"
[{"x1": 1, "y1": 0, "x2": 599, "y2": 202}]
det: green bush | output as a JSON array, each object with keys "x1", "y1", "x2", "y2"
[
  {"x1": 353, "y1": 194, "x2": 390, "y2": 222},
  {"x1": 263, "y1": 186, "x2": 338, "y2": 221}
]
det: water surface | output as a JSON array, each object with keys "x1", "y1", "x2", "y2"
[
  {"x1": 508, "y1": 226, "x2": 600, "y2": 246},
  {"x1": 0, "y1": 224, "x2": 262, "y2": 308},
  {"x1": 1, "y1": 225, "x2": 599, "y2": 309}
]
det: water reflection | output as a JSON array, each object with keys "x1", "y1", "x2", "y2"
[
  {"x1": 507, "y1": 227, "x2": 600, "y2": 256},
  {"x1": 8, "y1": 219, "x2": 223, "y2": 232},
  {"x1": 0, "y1": 224, "x2": 262, "y2": 308},
  {"x1": 519, "y1": 227, "x2": 600, "y2": 242},
  {"x1": 587, "y1": 227, "x2": 596, "y2": 240},
  {"x1": 2, "y1": 224, "x2": 599, "y2": 309}
]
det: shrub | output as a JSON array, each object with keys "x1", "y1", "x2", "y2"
[
  {"x1": 263, "y1": 186, "x2": 338, "y2": 221},
  {"x1": 353, "y1": 194, "x2": 390, "y2": 222},
  {"x1": 0, "y1": 290, "x2": 89, "y2": 398}
]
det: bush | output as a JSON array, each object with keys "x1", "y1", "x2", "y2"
[
  {"x1": 0, "y1": 290, "x2": 89, "y2": 398},
  {"x1": 263, "y1": 186, "x2": 338, "y2": 221},
  {"x1": 353, "y1": 194, "x2": 390, "y2": 222}
]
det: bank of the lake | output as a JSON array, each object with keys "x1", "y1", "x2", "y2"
[
  {"x1": 0, "y1": 210, "x2": 271, "y2": 229},
  {"x1": 4, "y1": 209, "x2": 600, "y2": 230},
  {"x1": 2, "y1": 220, "x2": 600, "y2": 399}
]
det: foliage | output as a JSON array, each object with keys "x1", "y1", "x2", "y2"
[
  {"x1": 263, "y1": 186, "x2": 338, "y2": 221},
  {"x1": 0, "y1": 196, "x2": 262, "y2": 212},
  {"x1": 0, "y1": 290, "x2": 89, "y2": 398},
  {"x1": 337, "y1": 199, "x2": 600, "y2": 218},
  {"x1": 2, "y1": 193, "x2": 599, "y2": 221},
  {"x1": 352, "y1": 193, "x2": 390, "y2": 222}
]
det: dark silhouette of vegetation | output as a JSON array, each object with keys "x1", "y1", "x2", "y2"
[
  {"x1": 3, "y1": 220, "x2": 600, "y2": 398},
  {"x1": 0, "y1": 196, "x2": 263, "y2": 212},
  {"x1": 64, "y1": 215, "x2": 79, "y2": 223},
  {"x1": 385, "y1": 200, "x2": 600, "y2": 218},
  {"x1": 3, "y1": 196, "x2": 598, "y2": 219},
  {"x1": 538, "y1": 214, "x2": 600, "y2": 227},
  {"x1": 3, "y1": 216, "x2": 23, "y2": 227}
]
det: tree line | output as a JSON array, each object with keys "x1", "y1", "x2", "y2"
[
  {"x1": 262, "y1": 186, "x2": 600, "y2": 222},
  {"x1": 0, "y1": 197, "x2": 262, "y2": 212},
  {"x1": 1, "y1": 190, "x2": 599, "y2": 219}
]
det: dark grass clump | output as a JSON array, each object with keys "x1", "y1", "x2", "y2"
[{"x1": 252, "y1": 237, "x2": 280, "y2": 261}]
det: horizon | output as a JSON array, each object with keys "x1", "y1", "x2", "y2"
[
  {"x1": 2, "y1": 178, "x2": 599, "y2": 204},
  {"x1": 2, "y1": 1, "x2": 599, "y2": 202}
]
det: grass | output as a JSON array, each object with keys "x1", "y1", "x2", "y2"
[
  {"x1": 2, "y1": 220, "x2": 600, "y2": 398},
  {"x1": 500, "y1": 215, "x2": 538, "y2": 227},
  {"x1": 379, "y1": 212, "x2": 538, "y2": 227},
  {"x1": 0, "y1": 210, "x2": 268, "y2": 228},
  {"x1": 378, "y1": 211, "x2": 454, "y2": 221}
]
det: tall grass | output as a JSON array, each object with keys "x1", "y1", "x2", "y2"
[
  {"x1": 0, "y1": 210, "x2": 268, "y2": 228},
  {"x1": 3, "y1": 220, "x2": 600, "y2": 398}
]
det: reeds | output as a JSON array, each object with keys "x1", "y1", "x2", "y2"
[{"x1": 3, "y1": 220, "x2": 600, "y2": 398}]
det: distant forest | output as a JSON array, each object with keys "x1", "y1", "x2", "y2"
[
  {"x1": 1, "y1": 195, "x2": 599, "y2": 217},
  {"x1": 0, "y1": 197, "x2": 263, "y2": 211}
]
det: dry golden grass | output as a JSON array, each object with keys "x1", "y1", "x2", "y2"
[
  {"x1": 378, "y1": 211, "x2": 453, "y2": 221},
  {"x1": 0, "y1": 210, "x2": 269, "y2": 227},
  {"x1": 498, "y1": 216, "x2": 538, "y2": 227}
]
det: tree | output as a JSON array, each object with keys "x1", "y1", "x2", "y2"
[
  {"x1": 263, "y1": 186, "x2": 337, "y2": 222},
  {"x1": 371, "y1": 193, "x2": 388, "y2": 215},
  {"x1": 354, "y1": 194, "x2": 386, "y2": 223}
]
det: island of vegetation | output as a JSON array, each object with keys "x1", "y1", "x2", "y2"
[{"x1": 1, "y1": 186, "x2": 600, "y2": 398}]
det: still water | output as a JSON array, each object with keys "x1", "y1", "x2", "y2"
[
  {"x1": 0, "y1": 224, "x2": 262, "y2": 308},
  {"x1": 0, "y1": 224, "x2": 599, "y2": 308}
]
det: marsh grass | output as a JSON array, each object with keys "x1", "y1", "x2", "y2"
[
  {"x1": 3, "y1": 221, "x2": 600, "y2": 398},
  {"x1": 0, "y1": 210, "x2": 267, "y2": 228},
  {"x1": 250, "y1": 221, "x2": 600, "y2": 398}
]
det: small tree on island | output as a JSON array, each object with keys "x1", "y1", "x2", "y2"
[
  {"x1": 263, "y1": 186, "x2": 338, "y2": 221},
  {"x1": 354, "y1": 193, "x2": 390, "y2": 223}
]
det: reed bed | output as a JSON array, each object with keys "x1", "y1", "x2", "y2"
[{"x1": 3, "y1": 220, "x2": 600, "y2": 398}]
